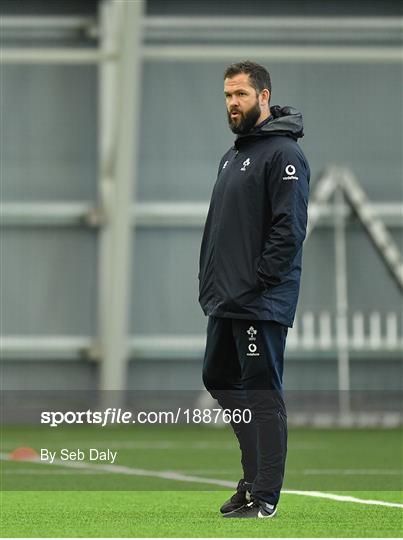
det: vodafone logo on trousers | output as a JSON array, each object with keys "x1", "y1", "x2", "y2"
[
  {"x1": 247, "y1": 326, "x2": 260, "y2": 357},
  {"x1": 283, "y1": 164, "x2": 298, "y2": 180}
]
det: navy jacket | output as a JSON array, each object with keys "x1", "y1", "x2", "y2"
[{"x1": 198, "y1": 105, "x2": 310, "y2": 328}]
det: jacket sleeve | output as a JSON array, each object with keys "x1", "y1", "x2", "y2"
[{"x1": 256, "y1": 146, "x2": 310, "y2": 289}]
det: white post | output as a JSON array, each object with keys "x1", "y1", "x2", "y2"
[
  {"x1": 369, "y1": 311, "x2": 382, "y2": 350},
  {"x1": 97, "y1": 0, "x2": 144, "y2": 397},
  {"x1": 334, "y1": 187, "x2": 351, "y2": 417},
  {"x1": 385, "y1": 312, "x2": 398, "y2": 349},
  {"x1": 318, "y1": 311, "x2": 332, "y2": 349},
  {"x1": 352, "y1": 311, "x2": 365, "y2": 349},
  {"x1": 302, "y1": 311, "x2": 315, "y2": 349}
]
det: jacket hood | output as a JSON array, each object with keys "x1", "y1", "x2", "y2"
[{"x1": 236, "y1": 105, "x2": 304, "y2": 145}]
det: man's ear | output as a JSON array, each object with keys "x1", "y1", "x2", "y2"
[{"x1": 260, "y1": 88, "x2": 270, "y2": 106}]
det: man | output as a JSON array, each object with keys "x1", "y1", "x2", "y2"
[{"x1": 198, "y1": 61, "x2": 309, "y2": 519}]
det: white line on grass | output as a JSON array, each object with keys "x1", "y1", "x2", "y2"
[
  {"x1": 297, "y1": 469, "x2": 403, "y2": 476},
  {"x1": 1, "y1": 452, "x2": 402, "y2": 509},
  {"x1": 182, "y1": 468, "x2": 402, "y2": 476},
  {"x1": 284, "y1": 490, "x2": 403, "y2": 508},
  {"x1": 3, "y1": 468, "x2": 104, "y2": 475}
]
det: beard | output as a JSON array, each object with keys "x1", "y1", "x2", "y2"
[{"x1": 227, "y1": 100, "x2": 261, "y2": 134}]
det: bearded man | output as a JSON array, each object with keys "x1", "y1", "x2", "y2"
[{"x1": 198, "y1": 60, "x2": 310, "y2": 518}]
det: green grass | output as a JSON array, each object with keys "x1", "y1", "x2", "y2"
[
  {"x1": 1, "y1": 425, "x2": 402, "y2": 537},
  {"x1": 1, "y1": 490, "x2": 402, "y2": 537}
]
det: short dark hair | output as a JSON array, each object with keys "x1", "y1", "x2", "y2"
[{"x1": 224, "y1": 60, "x2": 272, "y2": 95}]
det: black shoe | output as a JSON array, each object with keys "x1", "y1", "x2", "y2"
[
  {"x1": 222, "y1": 500, "x2": 277, "y2": 519},
  {"x1": 219, "y1": 479, "x2": 252, "y2": 514}
]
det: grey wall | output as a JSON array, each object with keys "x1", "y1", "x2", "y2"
[{"x1": 3, "y1": 65, "x2": 98, "y2": 203}]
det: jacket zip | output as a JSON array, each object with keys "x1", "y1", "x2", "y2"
[{"x1": 210, "y1": 147, "x2": 239, "y2": 307}]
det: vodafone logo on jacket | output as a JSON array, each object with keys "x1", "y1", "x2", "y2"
[{"x1": 283, "y1": 164, "x2": 298, "y2": 180}]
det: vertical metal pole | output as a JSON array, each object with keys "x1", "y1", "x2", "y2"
[
  {"x1": 97, "y1": 0, "x2": 144, "y2": 397},
  {"x1": 97, "y1": 0, "x2": 120, "y2": 389},
  {"x1": 334, "y1": 185, "x2": 351, "y2": 418}
]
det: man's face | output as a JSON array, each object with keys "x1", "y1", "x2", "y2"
[{"x1": 224, "y1": 73, "x2": 261, "y2": 134}]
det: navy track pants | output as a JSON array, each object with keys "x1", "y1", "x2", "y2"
[{"x1": 202, "y1": 316, "x2": 288, "y2": 506}]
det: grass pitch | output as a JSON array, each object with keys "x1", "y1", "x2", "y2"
[
  {"x1": 1, "y1": 425, "x2": 402, "y2": 537},
  {"x1": 2, "y1": 490, "x2": 403, "y2": 538}
]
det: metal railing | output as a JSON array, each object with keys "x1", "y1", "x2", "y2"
[{"x1": 1, "y1": 310, "x2": 402, "y2": 361}]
